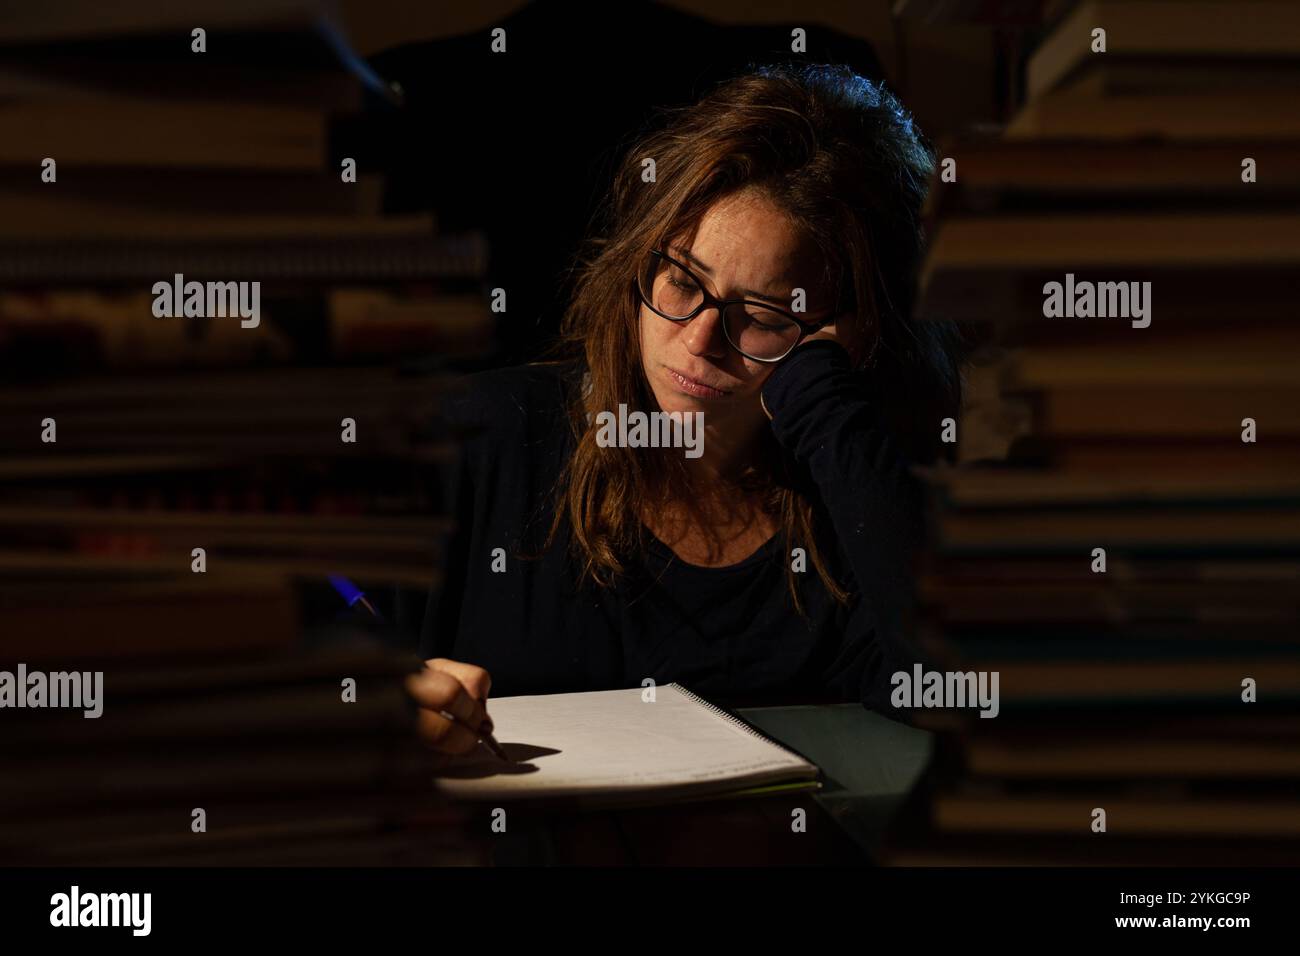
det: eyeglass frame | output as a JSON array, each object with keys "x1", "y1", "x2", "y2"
[{"x1": 634, "y1": 248, "x2": 841, "y2": 364}]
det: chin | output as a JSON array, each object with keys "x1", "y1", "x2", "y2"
[
  {"x1": 659, "y1": 395, "x2": 705, "y2": 416},
  {"x1": 647, "y1": 382, "x2": 691, "y2": 415}
]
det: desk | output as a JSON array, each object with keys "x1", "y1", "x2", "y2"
[
  {"x1": 483, "y1": 703, "x2": 934, "y2": 865},
  {"x1": 741, "y1": 703, "x2": 934, "y2": 857}
]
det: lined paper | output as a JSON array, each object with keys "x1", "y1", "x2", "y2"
[{"x1": 433, "y1": 684, "x2": 818, "y2": 803}]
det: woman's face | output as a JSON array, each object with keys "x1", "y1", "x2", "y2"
[{"x1": 638, "y1": 189, "x2": 835, "y2": 421}]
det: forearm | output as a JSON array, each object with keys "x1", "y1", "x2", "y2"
[{"x1": 761, "y1": 340, "x2": 925, "y2": 624}]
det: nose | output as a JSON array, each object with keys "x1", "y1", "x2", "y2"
[{"x1": 680, "y1": 305, "x2": 729, "y2": 359}]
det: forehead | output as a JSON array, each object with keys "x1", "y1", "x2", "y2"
[{"x1": 670, "y1": 190, "x2": 824, "y2": 291}]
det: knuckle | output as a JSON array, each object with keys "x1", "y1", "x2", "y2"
[{"x1": 417, "y1": 711, "x2": 475, "y2": 755}]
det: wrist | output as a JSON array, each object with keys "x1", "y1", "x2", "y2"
[{"x1": 761, "y1": 339, "x2": 853, "y2": 420}]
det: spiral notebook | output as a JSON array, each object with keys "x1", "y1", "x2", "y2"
[{"x1": 433, "y1": 684, "x2": 821, "y2": 807}]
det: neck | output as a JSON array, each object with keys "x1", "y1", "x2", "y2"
[{"x1": 685, "y1": 402, "x2": 769, "y2": 484}]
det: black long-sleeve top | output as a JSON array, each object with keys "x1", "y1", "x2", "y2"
[{"x1": 420, "y1": 340, "x2": 929, "y2": 715}]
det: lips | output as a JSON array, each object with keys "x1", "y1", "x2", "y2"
[{"x1": 666, "y1": 367, "x2": 731, "y2": 398}]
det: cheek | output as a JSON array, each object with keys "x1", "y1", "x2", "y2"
[
  {"x1": 743, "y1": 363, "x2": 776, "y2": 396},
  {"x1": 637, "y1": 309, "x2": 662, "y2": 386},
  {"x1": 638, "y1": 306, "x2": 671, "y2": 357},
  {"x1": 636, "y1": 307, "x2": 650, "y2": 352}
]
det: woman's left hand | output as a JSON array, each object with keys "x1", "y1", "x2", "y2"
[
  {"x1": 797, "y1": 311, "x2": 866, "y2": 367},
  {"x1": 761, "y1": 311, "x2": 867, "y2": 421}
]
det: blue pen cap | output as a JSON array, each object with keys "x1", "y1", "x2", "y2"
[{"x1": 327, "y1": 574, "x2": 365, "y2": 607}]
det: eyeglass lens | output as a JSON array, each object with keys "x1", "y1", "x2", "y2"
[{"x1": 639, "y1": 253, "x2": 803, "y2": 361}]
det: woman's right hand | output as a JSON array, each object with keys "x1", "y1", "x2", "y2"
[{"x1": 404, "y1": 658, "x2": 494, "y2": 755}]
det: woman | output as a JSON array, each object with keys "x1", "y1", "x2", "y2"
[{"x1": 406, "y1": 63, "x2": 965, "y2": 755}]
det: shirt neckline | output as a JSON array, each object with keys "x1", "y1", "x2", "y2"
[{"x1": 642, "y1": 525, "x2": 783, "y2": 573}]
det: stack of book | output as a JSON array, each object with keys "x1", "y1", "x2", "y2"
[
  {"x1": 0, "y1": 369, "x2": 459, "y2": 589},
  {"x1": 0, "y1": 629, "x2": 484, "y2": 865},
  {"x1": 0, "y1": 0, "x2": 491, "y2": 863},
  {"x1": 0, "y1": 0, "x2": 492, "y2": 607},
  {"x1": 889, "y1": 0, "x2": 1300, "y2": 864}
]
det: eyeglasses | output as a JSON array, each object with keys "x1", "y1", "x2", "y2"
[{"x1": 634, "y1": 249, "x2": 837, "y2": 363}]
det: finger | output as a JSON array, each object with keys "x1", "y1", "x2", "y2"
[
  {"x1": 416, "y1": 711, "x2": 479, "y2": 754},
  {"x1": 415, "y1": 705, "x2": 481, "y2": 754},
  {"x1": 405, "y1": 670, "x2": 491, "y2": 752},
  {"x1": 426, "y1": 658, "x2": 493, "y2": 701},
  {"x1": 406, "y1": 669, "x2": 489, "y2": 727}
]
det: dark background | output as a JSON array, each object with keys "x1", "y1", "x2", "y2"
[
  {"x1": 354, "y1": 0, "x2": 1012, "y2": 364},
  {"x1": 367, "y1": 0, "x2": 889, "y2": 363}
]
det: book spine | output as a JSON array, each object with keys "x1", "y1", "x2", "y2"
[
  {"x1": 0, "y1": 235, "x2": 488, "y2": 283},
  {"x1": 667, "y1": 683, "x2": 818, "y2": 768}
]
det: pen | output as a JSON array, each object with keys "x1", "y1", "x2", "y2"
[
  {"x1": 326, "y1": 574, "x2": 382, "y2": 619},
  {"x1": 437, "y1": 709, "x2": 512, "y2": 763},
  {"x1": 326, "y1": 574, "x2": 510, "y2": 762}
]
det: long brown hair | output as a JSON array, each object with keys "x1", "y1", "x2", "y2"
[{"x1": 536, "y1": 62, "x2": 964, "y2": 614}]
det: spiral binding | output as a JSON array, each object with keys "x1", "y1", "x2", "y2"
[{"x1": 667, "y1": 683, "x2": 817, "y2": 768}]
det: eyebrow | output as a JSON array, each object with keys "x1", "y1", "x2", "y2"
[{"x1": 669, "y1": 245, "x2": 792, "y2": 307}]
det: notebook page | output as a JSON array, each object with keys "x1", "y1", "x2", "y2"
[{"x1": 433, "y1": 684, "x2": 818, "y2": 801}]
